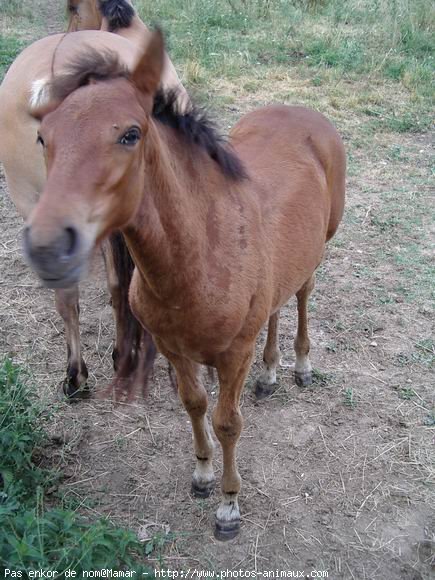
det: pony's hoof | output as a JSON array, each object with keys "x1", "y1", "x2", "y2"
[
  {"x1": 60, "y1": 380, "x2": 91, "y2": 402},
  {"x1": 294, "y1": 371, "x2": 312, "y2": 388},
  {"x1": 214, "y1": 519, "x2": 240, "y2": 541},
  {"x1": 191, "y1": 481, "x2": 215, "y2": 499},
  {"x1": 254, "y1": 380, "x2": 275, "y2": 400}
]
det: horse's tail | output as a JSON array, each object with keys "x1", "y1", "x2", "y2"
[
  {"x1": 105, "y1": 231, "x2": 157, "y2": 401},
  {"x1": 99, "y1": 0, "x2": 135, "y2": 32}
]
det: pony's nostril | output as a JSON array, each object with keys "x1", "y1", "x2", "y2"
[{"x1": 63, "y1": 227, "x2": 78, "y2": 257}]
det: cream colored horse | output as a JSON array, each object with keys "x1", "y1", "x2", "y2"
[
  {"x1": 67, "y1": 0, "x2": 187, "y2": 102},
  {"x1": 0, "y1": 1, "x2": 187, "y2": 397}
]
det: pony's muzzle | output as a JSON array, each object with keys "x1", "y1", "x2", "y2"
[{"x1": 23, "y1": 224, "x2": 84, "y2": 288}]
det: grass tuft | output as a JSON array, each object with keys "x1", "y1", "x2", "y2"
[
  {"x1": 0, "y1": 358, "x2": 153, "y2": 575},
  {"x1": 0, "y1": 36, "x2": 26, "y2": 78}
]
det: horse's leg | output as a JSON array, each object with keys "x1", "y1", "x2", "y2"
[
  {"x1": 54, "y1": 286, "x2": 89, "y2": 399},
  {"x1": 255, "y1": 311, "x2": 280, "y2": 399},
  {"x1": 213, "y1": 346, "x2": 254, "y2": 541},
  {"x1": 294, "y1": 273, "x2": 315, "y2": 387},
  {"x1": 101, "y1": 240, "x2": 123, "y2": 371},
  {"x1": 157, "y1": 343, "x2": 215, "y2": 497}
]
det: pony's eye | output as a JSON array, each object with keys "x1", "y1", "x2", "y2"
[
  {"x1": 36, "y1": 134, "x2": 45, "y2": 147},
  {"x1": 118, "y1": 127, "x2": 141, "y2": 146}
]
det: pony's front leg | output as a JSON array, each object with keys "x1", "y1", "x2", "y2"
[
  {"x1": 158, "y1": 346, "x2": 215, "y2": 497},
  {"x1": 54, "y1": 286, "x2": 89, "y2": 399},
  {"x1": 213, "y1": 346, "x2": 255, "y2": 541},
  {"x1": 101, "y1": 237, "x2": 125, "y2": 371}
]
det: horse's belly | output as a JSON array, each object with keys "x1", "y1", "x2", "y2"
[{"x1": 264, "y1": 219, "x2": 327, "y2": 312}]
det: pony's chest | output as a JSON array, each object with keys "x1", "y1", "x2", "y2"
[{"x1": 128, "y1": 272, "x2": 247, "y2": 361}]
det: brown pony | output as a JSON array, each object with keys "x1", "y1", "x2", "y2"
[
  {"x1": 0, "y1": 1, "x2": 187, "y2": 397},
  {"x1": 24, "y1": 31, "x2": 345, "y2": 539}
]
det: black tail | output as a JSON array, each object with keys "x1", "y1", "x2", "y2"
[
  {"x1": 98, "y1": 0, "x2": 135, "y2": 32},
  {"x1": 106, "y1": 231, "x2": 157, "y2": 401}
]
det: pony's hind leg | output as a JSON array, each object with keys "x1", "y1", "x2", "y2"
[
  {"x1": 55, "y1": 286, "x2": 89, "y2": 399},
  {"x1": 255, "y1": 311, "x2": 281, "y2": 399},
  {"x1": 214, "y1": 345, "x2": 255, "y2": 540},
  {"x1": 294, "y1": 274, "x2": 315, "y2": 387},
  {"x1": 158, "y1": 346, "x2": 216, "y2": 498}
]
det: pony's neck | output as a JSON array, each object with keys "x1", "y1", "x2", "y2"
[{"x1": 123, "y1": 121, "x2": 213, "y2": 301}]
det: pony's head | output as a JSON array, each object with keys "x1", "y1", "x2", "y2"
[
  {"x1": 25, "y1": 28, "x2": 244, "y2": 289},
  {"x1": 67, "y1": 0, "x2": 102, "y2": 31},
  {"x1": 25, "y1": 30, "x2": 165, "y2": 288},
  {"x1": 67, "y1": 0, "x2": 135, "y2": 32}
]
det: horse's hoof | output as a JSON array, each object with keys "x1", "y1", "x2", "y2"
[
  {"x1": 191, "y1": 481, "x2": 215, "y2": 499},
  {"x1": 294, "y1": 371, "x2": 312, "y2": 388},
  {"x1": 60, "y1": 380, "x2": 91, "y2": 402},
  {"x1": 254, "y1": 380, "x2": 275, "y2": 400},
  {"x1": 214, "y1": 519, "x2": 240, "y2": 541}
]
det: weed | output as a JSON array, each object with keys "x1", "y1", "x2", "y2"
[
  {"x1": 395, "y1": 353, "x2": 413, "y2": 367},
  {"x1": 370, "y1": 215, "x2": 401, "y2": 233},
  {"x1": 326, "y1": 341, "x2": 338, "y2": 353},
  {"x1": 312, "y1": 368, "x2": 334, "y2": 387},
  {"x1": 398, "y1": 387, "x2": 416, "y2": 400},
  {"x1": 144, "y1": 531, "x2": 175, "y2": 566},
  {"x1": 0, "y1": 358, "x2": 48, "y2": 506},
  {"x1": 343, "y1": 388, "x2": 356, "y2": 408},
  {"x1": 415, "y1": 338, "x2": 435, "y2": 367},
  {"x1": 423, "y1": 411, "x2": 435, "y2": 427}
]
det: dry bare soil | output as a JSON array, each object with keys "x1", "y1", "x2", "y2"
[{"x1": 0, "y1": 2, "x2": 433, "y2": 579}]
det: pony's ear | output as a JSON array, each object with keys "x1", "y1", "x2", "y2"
[{"x1": 131, "y1": 28, "x2": 164, "y2": 97}]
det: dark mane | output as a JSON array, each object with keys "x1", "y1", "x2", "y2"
[
  {"x1": 49, "y1": 50, "x2": 128, "y2": 103},
  {"x1": 153, "y1": 90, "x2": 248, "y2": 181},
  {"x1": 67, "y1": 0, "x2": 76, "y2": 12},
  {"x1": 48, "y1": 49, "x2": 247, "y2": 181},
  {"x1": 98, "y1": 0, "x2": 135, "y2": 32}
]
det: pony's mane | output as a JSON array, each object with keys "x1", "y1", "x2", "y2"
[
  {"x1": 49, "y1": 50, "x2": 129, "y2": 103},
  {"x1": 46, "y1": 49, "x2": 247, "y2": 181},
  {"x1": 153, "y1": 90, "x2": 247, "y2": 181},
  {"x1": 98, "y1": 0, "x2": 135, "y2": 32}
]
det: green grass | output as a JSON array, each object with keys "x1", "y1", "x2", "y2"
[
  {"x1": 0, "y1": 0, "x2": 31, "y2": 18},
  {"x1": 1, "y1": 0, "x2": 433, "y2": 134},
  {"x1": 398, "y1": 387, "x2": 416, "y2": 400},
  {"x1": 0, "y1": 359, "x2": 153, "y2": 575},
  {"x1": 343, "y1": 387, "x2": 356, "y2": 408},
  {"x1": 135, "y1": 0, "x2": 434, "y2": 131},
  {"x1": 0, "y1": 35, "x2": 25, "y2": 78}
]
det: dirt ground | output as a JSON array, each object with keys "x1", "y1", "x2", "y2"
[{"x1": 0, "y1": 3, "x2": 434, "y2": 579}]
